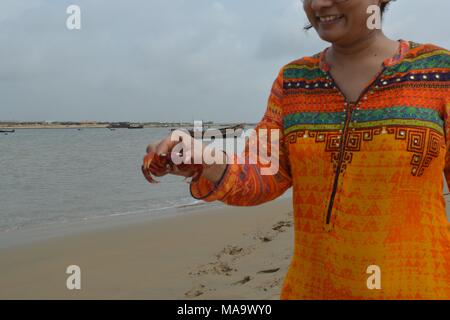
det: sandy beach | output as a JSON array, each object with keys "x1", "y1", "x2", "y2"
[{"x1": 0, "y1": 198, "x2": 294, "y2": 300}]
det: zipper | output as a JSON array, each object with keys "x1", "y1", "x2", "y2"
[
  {"x1": 324, "y1": 66, "x2": 387, "y2": 228},
  {"x1": 325, "y1": 101, "x2": 353, "y2": 225}
]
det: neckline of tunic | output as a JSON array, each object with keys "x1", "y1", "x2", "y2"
[{"x1": 318, "y1": 39, "x2": 412, "y2": 73}]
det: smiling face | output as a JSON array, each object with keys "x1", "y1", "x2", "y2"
[{"x1": 303, "y1": 0, "x2": 385, "y2": 45}]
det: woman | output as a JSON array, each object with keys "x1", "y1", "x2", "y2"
[{"x1": 144, "y1": 0, "x2": 450, "y2": 299}]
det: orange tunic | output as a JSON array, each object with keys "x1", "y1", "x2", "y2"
[{"x1": 190, "y1": 40, "x2": 450, "y2": 299}]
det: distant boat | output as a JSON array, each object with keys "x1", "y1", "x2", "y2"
[
  {"x1": 127, "y1": 123, "x2": 144, "y2": 129},
  {"x1": 107, "y1": 122, "x2": 130, "y2": 129},
  {"x1": 0, "y1": 129, "x2": 15, "y2": 133}
]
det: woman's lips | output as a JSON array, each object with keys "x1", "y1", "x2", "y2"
[{"x1": 317, "y1": 14, "x2": 344, "y2": 25}]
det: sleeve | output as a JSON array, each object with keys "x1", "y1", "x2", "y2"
[
  {"x1": 445, "y1": 98, "x2": 450, "y2": 192},
  {"x1": 445, "y1": 97, "x2": 450, "y2": 233},
  {"x1": 442, "y1": 54, "x2": 450, "y2": 193},
  {"x1": 441, "y1": 53, "x2": 450, "y2": 231},
  {"x1": 189, "y1": 67, "x2": 292, "y2": 206}
]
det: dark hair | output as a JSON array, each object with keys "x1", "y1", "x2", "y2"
[
  {"x1": 303, "y1": 0, "x2": 394, "y2": 31},
  {"x1": 380, "y1": 1, "x2": 392, "y2": 13}
]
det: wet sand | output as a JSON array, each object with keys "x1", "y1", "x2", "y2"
[{"x1": 0, "y1": 198, "x2": 294, "y2": 299}]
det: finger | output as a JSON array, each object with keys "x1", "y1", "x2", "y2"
[
  {"x1": 149, "y1": 162, "x2": 164, "y2": 173},
  {"x1": 155, "y1": 134, "x2": 180, "y2": 155},
  {"x1": 142, "y1": 164, "x2": 159, "y2": 183},
  {"x1": 146, "y1": 137, "x2": 173, "y2": 156},
  {"x1": 142, "y1": 153, "x2": 153, "y2": 171},
  {"x1": 168, "y1": 129, "x2": 194, "y2": 157},
  {"x1": 146, "y1": 143, "x2": 157, "y2": 154}
]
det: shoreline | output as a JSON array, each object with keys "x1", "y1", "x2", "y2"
[
  {"x1": 0, "y1": 198, "x2": 294, "y2": 299},
  {"x1": 0, "y1": 125, "x2": 109, "y2": 129},
  {"x1": 0, "y1": 123, "x2": 257, "y2": 130},
  {"x1": 0, "y1": 199, "x2": 227, "y2": 250}
]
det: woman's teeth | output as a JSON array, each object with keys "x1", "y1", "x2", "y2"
[{"x1": 318, "y1": 15, "x2": 343, "y2": 23}]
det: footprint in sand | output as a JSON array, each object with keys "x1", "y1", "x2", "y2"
[
  {"x1": 216, "y1": 244, "x2": 257, "y2": 261},
  {"x1": 257, "y1": 267, "x2": 280, "y2": 274},
  {"x1": 221, "y1": 245, "x2": 243, "y2": 255},
  {"x1": 185, "y1": 283, "x2": 218, "y2": 298},
  {"x1": 256, "y1": 275, "x2": 285, "y2": 292},
  {"x1": 189, "y1": 260, "x2": 237, "y2": 277},
  {"x1": 215, "y1": 245, "x2": 244, "y2": 259},
  {"x1": 252, "y1": 230, "x2": 276, "y2": 243},
  {"x1": 187, "y1": 216, "x2": 293, "y2": 297},
  {"x1": 248, "y1": 219, "x2": 293, "y2": 244},
  {"x1": 185, "y1": 283, "x2": 206, "y2": 298},
  {"x1": 189, "y1": 244, "x2": 256, "y2": 278},
  {"x1": 232, "y1": 275, "x2": 252, "y2": 286},
  {"x1": 260, "y1": 235, "x2": 273, "y2": 242},
  {"x1": 271, "y1": 220, "x2": 292, "y2": 232}
]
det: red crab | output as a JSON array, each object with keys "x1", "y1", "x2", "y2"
[{"x1": 141, "y1": 151, "x2": 204, "y2": 184}]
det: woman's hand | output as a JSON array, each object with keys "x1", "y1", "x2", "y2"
[{"x1": 144, "y1": 131, "x2": 228, "y2": 184}]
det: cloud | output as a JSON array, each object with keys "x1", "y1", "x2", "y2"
[{"x1": 0, "y1": 0, "x2": 448, "y2": 122}]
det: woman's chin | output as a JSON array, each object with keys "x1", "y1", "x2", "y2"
[
  {"x1": 314, "y1": 20, "x2": 349, "y2": 44},
  {"x1": 318, "y1": 32, "x2": 346, "y2": 44}
]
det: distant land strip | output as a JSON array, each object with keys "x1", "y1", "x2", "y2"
[{"x1": 0, "y1": 121, "x2": 257, "y2": 130}]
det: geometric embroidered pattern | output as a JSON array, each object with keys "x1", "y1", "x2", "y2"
[{"x1": 286, "y1": 126, "x2": 444, "y2": 176}]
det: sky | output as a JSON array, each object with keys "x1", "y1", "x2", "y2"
[{"x1": 1, "y1": 0, "x2": 449, "y2": 123}]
